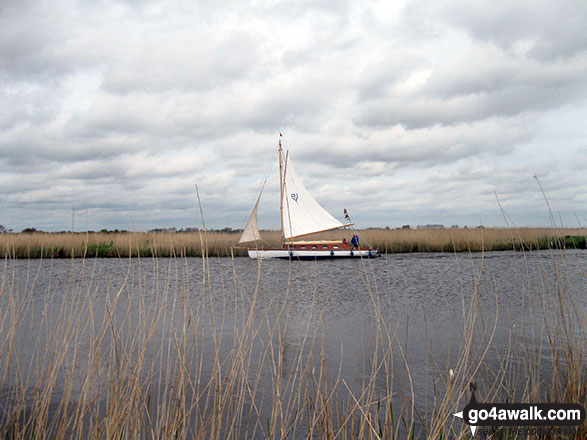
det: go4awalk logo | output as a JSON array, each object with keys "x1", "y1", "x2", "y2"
[{"x1": 453, "y1": 383, "x2": 586, "y2": 437}]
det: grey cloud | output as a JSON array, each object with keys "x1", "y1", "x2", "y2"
[
  {"x1": 422, "y1": 58, "x2": 587, "y2": 102},
  {"x1": 101, "y1": 32, "x2": 261, "y2": 95},
  {"x1": 2, "y1": 130, "x2": 144, "y2": 165},
  {"x1": 0, "y1": 3, "x2": 92, "y2": 82},
  {"x1": 356, "y1": 54, "x2": 423, "y2": 102},
  {"x1": 403, "y1": 0, "x2": 587, "y2": 61},
  {"x1": 354, "y1": 87, "x2": 569, "y2": 129},
  {"x1": 354, "y1": 53, "x2": 587, "y2": 130},
  {"x1": 298, "y1": 117, "x2": 533, "y2": 170},
  {"x1": 348, "y1": 0, "x2": 587, "y2": 132}
]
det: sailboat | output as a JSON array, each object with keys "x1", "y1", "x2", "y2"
[{"x1": 237, "y1": 138, "x2": 379, "y2": 259}]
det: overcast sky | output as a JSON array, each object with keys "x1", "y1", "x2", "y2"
[{"x1": 1, "y1": 0, "x2": 586, "y2": 232}]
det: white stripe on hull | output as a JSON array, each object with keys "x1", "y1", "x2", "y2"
[{"x1": 247, "y1": 249, "x2": 378, "y2": 259}]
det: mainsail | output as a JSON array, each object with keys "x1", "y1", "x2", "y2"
[
  {"x1": 238, "y1": 191, "x2": 262, "y2": 244},
  {"x1": 282, "y1": 155, "x2": 344, "y2": 239}
]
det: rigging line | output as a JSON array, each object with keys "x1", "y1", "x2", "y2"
[{"x1": 240, "y1": 143, "x2": 280, "y2": 230}]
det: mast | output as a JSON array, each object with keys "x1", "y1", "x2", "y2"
[{"x1": 279, "y1": 137, "x2": 284, "y2": 244}]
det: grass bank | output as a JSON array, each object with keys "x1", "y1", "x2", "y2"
[{"x1": 1, "y1": 228, "x2": 586, "y2": 258}]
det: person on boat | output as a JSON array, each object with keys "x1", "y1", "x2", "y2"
[
  {"x1": 351, "y1": 234, "x2": 359, "y2": 248},
  {"x1": 342, "y1": 238, "x2": 348, "y2": 246}
]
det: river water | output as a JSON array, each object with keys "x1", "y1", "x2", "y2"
[{"x1": 1, "y1": 249, "x2": 585, "y2": 438}]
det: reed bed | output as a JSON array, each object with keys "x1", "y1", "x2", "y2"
[
  {"x1": 1, "y1": 229, "x2": 586, "y2": 439},
  {"x1": 1, "y1": 228, "x2": 585, "y2": 258}
]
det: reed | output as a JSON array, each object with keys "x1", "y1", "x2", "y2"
[
  {"x1": 1, "y1": 227, "x2": 585, "y2": 258},
  {"x1": 0, "y1": 231, "x2": 585, "y2": 439},
  {"x1": 335, "y1": 227, "x2": 587, "y2": 254},
  {"x1": 0, "y1": 231, "x2": 246, "y2": 259}
]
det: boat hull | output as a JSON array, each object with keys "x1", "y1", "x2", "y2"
[{"x1": 247, "y1": 248, "x2": 379, "y2": 259}]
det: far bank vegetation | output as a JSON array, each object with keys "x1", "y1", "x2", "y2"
[{"x1": 1, "y1": 227, "x2": 586, "y2": 258}]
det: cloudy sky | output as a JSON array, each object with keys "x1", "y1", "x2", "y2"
[{"x1": 1, "y1": 0, "x2": 586, "y2": 232}]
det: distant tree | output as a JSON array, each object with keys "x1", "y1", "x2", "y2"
[
  {"x1": 21, "y1": 227, "x2": 38, "y2": 233},
  {"x1": 0, "y1": 225, "x2": 6, "y2": 233}
]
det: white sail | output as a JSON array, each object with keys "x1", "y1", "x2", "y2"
[
  {"x1": 282, "y1": 154, "x2": 344, "y2": 239},
  {"x1": 238, "y1": 191, "x2": 262, "y2": 244}
]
